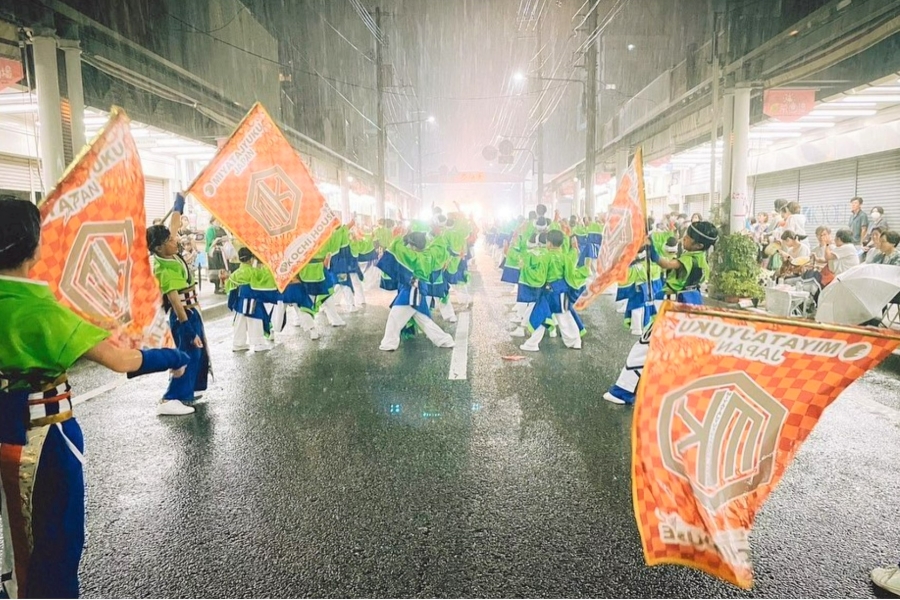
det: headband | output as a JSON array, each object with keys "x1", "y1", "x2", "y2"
[{"x1": 688, "y1": 223, "x2": 718, "y2": 244}]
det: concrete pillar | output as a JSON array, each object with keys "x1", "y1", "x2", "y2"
[
  {"x1": 59, "y1": 39, "x2": 86, "y2": 152},
  {"x1": 573, "y1": 177, "x2": 583, "y2": 216},
  {"x1": 339, "y1": 165, "x2": 352, "y2": 223},
  {"x1": 720, "y1": 91, "x2": 735, "y2": 218},
  {"x1": 730, "y1": 86, "x2": 751, "y2": 233},
  {"x1": 33, "y1": 36, "x2": 65, "y2": 192}
]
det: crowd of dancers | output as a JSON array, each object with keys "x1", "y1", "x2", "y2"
[
  {"x1": 143, "y1": 196, "x2": 484, "y2": 416},
  {"x1": 0, "y1": 187, "x2": 720, "y2": 598},
  {"x1": 487, "y1": 205, "x2": 719, "y2": 405}
]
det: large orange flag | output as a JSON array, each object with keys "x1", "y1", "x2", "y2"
[
  {"x1": 30, "y1": 107, "x2": 169, "y2": 349},
  {"x1": 633, "y1": 302, "x2": 900, "y2": 588},
  {"x1": 185, "y1": 103, "x2": 340, "y2": 291},
  {"x1": 574, "y1": 147, "x2": 646, "y2": 310}
]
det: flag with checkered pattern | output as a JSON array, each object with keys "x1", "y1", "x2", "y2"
[
  {"x1": 574, "y1": 147, "x2": 647, "y2": 310},
  {"x1": 29, "y1": 107, "x2": 170, "y2": 349},
  {"x1": 185, "y1": 103, "x2": 340, "y2": 291},
  {"x1": 633, "y1": 302, "x2": 900, "y2": 588}
]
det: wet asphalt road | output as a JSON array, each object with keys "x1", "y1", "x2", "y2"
[{"x1": 27, "y1": 247, "x2": 900, "y2": 598}]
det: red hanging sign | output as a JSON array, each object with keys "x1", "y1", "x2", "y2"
[
  {"x1": 763, "y1": 89, "x2": 816, "y2": 122},
  {"x1": 0, "y1": 57, "x2": 24, "y2": 91}
]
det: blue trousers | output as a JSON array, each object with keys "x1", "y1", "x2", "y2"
[
  {"x1": 1, "y1": 419, "x2": 85, "y2": 598},
  {"x1": 164, "y1": 309, "x2": 209, "y2": 401}
]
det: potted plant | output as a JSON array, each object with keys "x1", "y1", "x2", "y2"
[{"x1": 708, "y1": 233, "x2": 765, "y2": 304}]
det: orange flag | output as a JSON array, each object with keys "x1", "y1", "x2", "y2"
[
  {"x1": 186, "y1": 103, "x2": 339, "y2": 291},
  {"x1": 30, "y1": 107, "x2": 169, "y2": 349},
  {"x1": 633, "y1": 302, "x2": 900, "y2": 588},
  {"x1": 574, "y1": 147, "x2": 647, "y2": 310}
]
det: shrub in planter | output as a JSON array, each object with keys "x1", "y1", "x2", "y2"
[{"x1": 708, "y1": 233, "x2": 765, "y2": 301}]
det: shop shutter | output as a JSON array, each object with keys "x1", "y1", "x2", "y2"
[
  {"x1": 144, "y1": 177, "x2": 168, "y2": 222},
  {"x1": 647, "y1": 196, "x2": 669, "y2": 221},
  {"x1": 684, "y1": 193, "x2": 709, "y2": 217},
  {"x1": 751, "y1": 169, "x2": 799, "y2": 214},
  {"x1": 798, "y1": 160, "x2": 857, "y2": 234},
  {"x1": 856, "y1": 149, "x2": 900, "y2": 228},
  {"x1": 0, "y1": 154, "x2": 41, "y2": 194}
]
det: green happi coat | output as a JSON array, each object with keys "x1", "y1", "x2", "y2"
[
  {"x1": 664, "y1": 249, "x2": 710, "y2": 293},
  {"x1": 224, "y1": 262, "x2": 254, "y2": 294}
]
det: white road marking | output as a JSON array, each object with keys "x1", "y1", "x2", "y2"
[
  {"x1": 202, "y1": 301, "x2": 228, "y2": 314},
  {"x1": 448, "y1": 311, "x2": 470, "y2": 380},
  {"x1": 71, "y1": 376, "x2": 127, "y2": 406}
]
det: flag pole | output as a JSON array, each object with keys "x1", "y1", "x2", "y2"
[
  {"x1": 667, "y1": 301, "x2": 900, "y2": 341},
  {"x1": 634, "y1": 148, "x2": 654, "y2": 326}
]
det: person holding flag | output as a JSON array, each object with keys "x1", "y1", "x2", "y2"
[
  {"x1": 603, "y1": 220, "x2": 719, "y2": 405},
  {"x1": 147, "y1": 194, "x2": 212, "y2": 416},
  {"x1": 0, "y1": 197, "x2": 190, "y2": 598}
]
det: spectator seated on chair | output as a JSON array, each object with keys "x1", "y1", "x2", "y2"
[
  {"x1": 777, "y1": 230, "x2": 810, "y2": 283},
  {"x1": 865, "y1": 227, "x2": 884, "y2": 263},
  {"x1": 813, "y1": 228, "x2": 860, "y2": 277},
  {"x1": 868, "y1": 230, "x2": 900, "y2": 267}
]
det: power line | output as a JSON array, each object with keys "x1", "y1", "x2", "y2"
[
  {"x1": 313, "y1": 8, "x2": 374, "y2": 64},
  {"x1": 184, "y1": 5, "x2": 247, "y2": 35},
  {"x1": 348, "y1": 0, "x2": 384, "y2": 43},
  {"x1": 165, "y1": 11, "x2": 379, "y2": 93}
]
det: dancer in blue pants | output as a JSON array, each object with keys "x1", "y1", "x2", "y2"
[{"x1": 0, "y1": 197, "x2": 188, "y2": 598}]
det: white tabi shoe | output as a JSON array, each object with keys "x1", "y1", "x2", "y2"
[
  {"x1": 510, "y1": 327, "x2": 526, "y2": 338},
  {"x1": 519, "y1": 343, "x2": 540, "y2": 352},
  {"x1": 157, "y1": 400, "x2": 195, "y2": 416},
  {"x1": 603, "y1": 391, "x2": 627, "y2": 405},
  {"x1": 232, "y1": 345, "x2": 249, "y2": 352},
  {"x1": 252, "y1": 342, "x2": 275, "y2": 353},
  {"x1": 872, "y1": 565, "x2": 900, "y2": 595},
  {"x1": 309, "y1": 329, "x2": 321, "y2": 340},
  {"x1": 447, "y1": 315, "x2": 458, "y2": 323}
]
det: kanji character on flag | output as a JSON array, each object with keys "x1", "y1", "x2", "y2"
[
  {"x1": 30, "y1": 106, "x2": 169, "y2": 349},
  {"x1": 185, "y1": 103, "x2": 340, "y2": 291},
  {"x1": 632, "y1": 302, "x2": 900, "y2": 588},
  {"x1": 574, "y1": 147, "x2": 647, "y2": 311}
]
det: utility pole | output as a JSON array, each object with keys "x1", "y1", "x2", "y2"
[
  {"x1": 536, "y1": 15, "x2": 544, "y2": 208},
  {"x1": 583, "y1": 4, "x2": 598, "y2": 218},
  {"x1": 709, "y1": 4, "x2": 721, "y2": 219},
  {"x1": 417, "y1": 118, "x2": 424, "y2": 202},
  {"x1": 375, "y1": 7, "x2": 386, "y2": 220}
]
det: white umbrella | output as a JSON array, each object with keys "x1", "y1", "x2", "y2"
[{"x1": 816, "y1": 263, "x2": 900, "y2": 325}]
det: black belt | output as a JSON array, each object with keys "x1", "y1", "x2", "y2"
[{"x1": 179, "y1": 288, "x2": 199, "y2": 307}]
